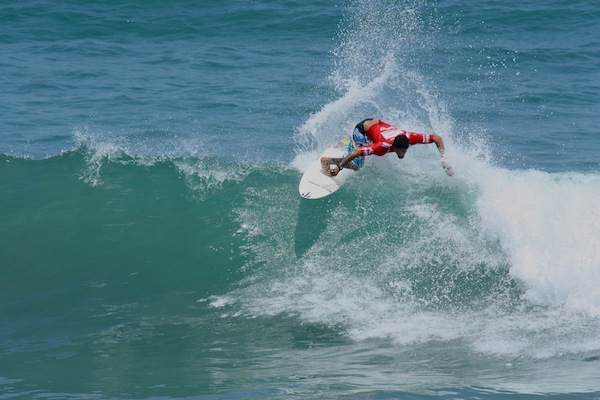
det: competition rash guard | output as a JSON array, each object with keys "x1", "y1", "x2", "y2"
[{"x1": 359, "y1": 120, "x2": 434, "y2": 156}]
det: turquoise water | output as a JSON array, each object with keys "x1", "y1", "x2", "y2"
[{"x1": 1, "y1": 1, "x2": 600, "y2": 399}]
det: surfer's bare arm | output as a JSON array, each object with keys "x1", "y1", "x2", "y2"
[
  {"x1": 320, "y1": 157, "x2": 343, "y2": 176},
  {"x1": 432, "y1": 134, "x2": 446, "y2": 155},
  {"x1": 329, "y1": 149, "x2": 361, "y2": 176},
  {"x1": 320, "y1": 157, "x2": 333, "y2": 170},
  {"x1": 432, "y1": 134, "x2": 453, "y2": 176}
]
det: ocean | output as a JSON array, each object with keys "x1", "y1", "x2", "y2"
[{"x1": 1, "y1": 0, "x2": 599, "y2": 399}]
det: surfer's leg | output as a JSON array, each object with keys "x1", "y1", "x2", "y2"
[
  {"x1": 348, "y1": 156, "x2": 364, "y2": 170},
  {"x1": 352, "y1": 125, "x2": 369, "y2": 147},
  {"x1": 343, "y1": 162, "x2": 359, "y2": 171},
  {"x1": 341, "y1": 140, "x2": 362, "y2": 171}
]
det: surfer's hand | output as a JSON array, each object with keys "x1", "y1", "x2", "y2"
[
  {"x1": 442, "y1": 161, "x2": 453, "y2": 176},
  {"x1": 329, "y1": 164, "x2": 340, "y2": 176}
]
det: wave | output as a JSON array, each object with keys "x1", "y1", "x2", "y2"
[
  {"x1": 0, "y1": 143, "x2": 294, "y2": 304},
  {"x1": 218, "y1": 151, "x2": 600, "y2": 358},
  {"x1": 2, "y1": 0, "x2": 599, "y2": 368},
  {"x1": 223, "y1": 0, "x2": 600, "y2": 363},
  {"x1": 2, "y1": 88, "x2": 599, "y2": 394}
]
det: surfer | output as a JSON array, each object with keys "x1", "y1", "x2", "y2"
[{"x1": 322, "y1": 119, "x2": 453, "y2": 176}]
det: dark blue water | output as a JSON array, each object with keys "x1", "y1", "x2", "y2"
[{"x1": 1, "y1": 0, "x2": 600, "y2": 398}]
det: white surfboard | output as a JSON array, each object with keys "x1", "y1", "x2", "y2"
[{"x1": 299, "y1": 137, "x2": 356, "y2": 199}]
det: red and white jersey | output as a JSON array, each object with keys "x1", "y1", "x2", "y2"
[{"x1": 359, "y1": 120, "x2": 434, "y2": 157}]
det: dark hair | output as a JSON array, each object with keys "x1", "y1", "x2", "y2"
[{"x1": 393, "y1": 135, "x2": 409, "y2": 149}]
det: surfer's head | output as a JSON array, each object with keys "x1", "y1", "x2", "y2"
[{"x1": 393, "y1": 135, "x2": 409, "y2": 159}]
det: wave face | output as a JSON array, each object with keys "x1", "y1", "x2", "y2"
[{"x1": 3, "y1": 140, "x2": 599, "y2": 397}]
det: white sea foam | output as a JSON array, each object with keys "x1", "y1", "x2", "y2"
[
  {"x1": 73, "y1": 126, "x2": 126, "y2": 186},
  {"x1": 471, "y1": 163, "x2": 600, "y2": 315}
]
